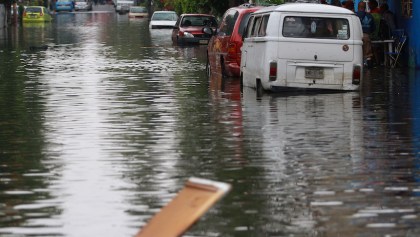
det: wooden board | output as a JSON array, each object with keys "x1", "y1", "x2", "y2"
[{"x1": 135, "y1": 177, "x2": 231, "y2": 237}]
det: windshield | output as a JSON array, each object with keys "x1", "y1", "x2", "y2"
[
  {"x1": 283, "y1": 16, "x2": 350, "y2": 40},
  {"x1": 181, "y1": 16, "x2": 217, "y2": 27},
  {"x1": 152, "y1": 12, "x2": 178, "y2": 21},
  {"x1": 130, "y1": 7, "x2": 147, "y2": 13}
]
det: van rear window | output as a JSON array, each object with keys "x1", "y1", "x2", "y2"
[{"x1": 283, "y1": 16, "x2": 350, "y2": 40}]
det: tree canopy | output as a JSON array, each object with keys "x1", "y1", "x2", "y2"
[{"x1": 152, "y1": 0, "x2": 284, "y2": 17}]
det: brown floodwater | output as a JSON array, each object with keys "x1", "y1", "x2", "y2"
[{"x1": 0, "y1": 5, "x2": 419, "y2": 237}]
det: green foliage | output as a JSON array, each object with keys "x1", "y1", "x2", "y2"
[
  {"x1": 172, "y1": 0, "x2": 228, "y2": 15},
  {"x1": 257, "y1": 0, "x2": 284, "y2": 5}
]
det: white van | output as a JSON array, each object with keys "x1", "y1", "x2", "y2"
[{"x1": 240, "y1": 3, "x2": 363, "y2": 94}]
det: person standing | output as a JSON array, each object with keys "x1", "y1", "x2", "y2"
[
  {"x1": 379, "y1": 3, "x2": 397, "y2": 35},
  {"x1": 356, "y1": 1, "x2": 375, "y2": 68},
  {"x1": 368, "y1": 0, "x2": 382, "y2": 65},
  {"x1": 343, "y1": 0, "x2": 355, "y2": 12}
]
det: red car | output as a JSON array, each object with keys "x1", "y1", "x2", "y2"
[
  {"x1": 171, "y1": 14, "x2": 218, "y2": 46},
  {"x1": 205, "y1": 4, "x2": 264, "y2": 78}
]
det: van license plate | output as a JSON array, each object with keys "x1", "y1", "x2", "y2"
[
  {"x1": 199, "y1": 40, "x2": 208, "y2": 44},
  {"x1": 305, "y1": 67, "x2": 324, "y2": 79}
]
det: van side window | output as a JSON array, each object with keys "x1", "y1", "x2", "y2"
[
  {"x1": 258, "y1": 15, "x2": 270, "y2": 37},
  {"x1": 218, "y1": 10, "x2": 239, "y2": 36},
  {"x1": 251, "y1": 16, "x2": 262, "y2": 37},
  {"x1": 244, "y1": 16, "x2": 254, "y2": 38},
  {"x1": 283, "y1": 16, "x2": 350, "y2": 40}
]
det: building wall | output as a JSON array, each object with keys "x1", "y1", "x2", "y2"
[{"x1": 404, "y1": 0, "x2": 419, "y2": 68}]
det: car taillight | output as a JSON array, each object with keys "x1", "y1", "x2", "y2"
[
  {"x1": 227, "y1": 43, "x2": 237, "y2": 54},
  {"x1": 269, "y1": 61, "x2": 277, "y2": 81},
  {"x1": 352, "y1": 65, "x2": 361, "y2": 85}
]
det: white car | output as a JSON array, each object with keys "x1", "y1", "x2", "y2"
[
  {"x1": 75, "y1": 0, "x2": 92, "y2": 11},
  {"x1": 149, "y1": 11, "x2": 178, "y2": 29},
  {"x1": 128, "y1": 6, "x2": 148, "y2": 18}
]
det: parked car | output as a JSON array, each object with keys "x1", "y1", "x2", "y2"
[
  {"x1": 114, "y1": 0, "x2": 134, "y2": 14},
  {"x1": 22, "y1": 6, "x2": 52, "y2": 23},
  {"x1": 128, "y1": 6, "x2": 148, "y2": 18},
  {"x1": 240, "y1": 3, "x2": 363, "y2": 95},
  {"x1": 171, "y1": 14, "x2": 218, "y2": 45},
  {"x1": 74, "y1": 0, "x2": 92, "y2": 11},
  {"x1": 149, "y1": 10, "x2": 178, "y2": 29},
  {"x1": 205, "y1": 4, "x2": 263, "y2": 78},
  {"x1": 56, "y1": 0, "x2": 75, "y2": 12}
]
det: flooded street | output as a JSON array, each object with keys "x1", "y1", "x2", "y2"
[{"x1": 1, "y1": 5, "x2": 420, "y2": 237}]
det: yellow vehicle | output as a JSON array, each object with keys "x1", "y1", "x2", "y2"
[{"x1": 22, "y1": 6, "x2": 52, "y2": 23}]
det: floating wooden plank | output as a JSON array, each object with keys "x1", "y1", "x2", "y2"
[{"x1": 135, "y1": 177, "x2": 231, "y2": 237}]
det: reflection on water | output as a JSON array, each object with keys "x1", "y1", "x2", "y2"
[{"x1": 1, "y1": 7, "x2": 420, "y2": 237}]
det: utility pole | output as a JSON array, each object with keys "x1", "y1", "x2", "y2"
[{"x1": 147, "y1": 0, "x2": 152, "y2": 17}]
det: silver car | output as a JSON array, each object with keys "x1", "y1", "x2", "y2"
[{"x1": 75, "y1": 0, "x2": 93, "y2": 11}]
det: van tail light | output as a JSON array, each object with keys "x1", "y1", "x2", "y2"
[
  {"x1": 269, "y1": 61, "x2": 277, "y2": 81},
  {"x1": 352, "y1": 65, "x2": 361, "y2": 85}
]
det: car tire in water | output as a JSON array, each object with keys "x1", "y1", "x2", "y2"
[
  {"x1": 256, "y1": 79, "x2": 263, "y2": 97},
  {"x1": 240, "y1": 74, "x2": 244, "y2": 93},
  {"x1": 220, "y1": 57, "x2": 227, "y2": 78}
]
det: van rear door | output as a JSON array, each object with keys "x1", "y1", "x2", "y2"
[{"x1": 279, "y1": 15, "x2": 354, "y2": 86}]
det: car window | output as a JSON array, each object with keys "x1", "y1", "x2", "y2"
[
  {"x1": 181, "y1": 16, "x2": 217, "y2": 27},
  {"x1": 130, "y1": 7, "x2": 147, "y2": 13},
  {"x1": 283, "y1": 16, "x2": 350, "y2": 40},
  {"x1": 238, "y1": 12, "x2": 252, "y2": 37},
  {"x1": 250, "y1": 16, "x2": 262, "y2": 37},
  {"x1": 218, "y1": 9, "x2": 239, "y2": 36},
  {"x1": 26, "y1": 7, "x2": 42, "y2": 13},
  {"x1": 152, "y1": 12, "x2": 177, "y2": 21}
]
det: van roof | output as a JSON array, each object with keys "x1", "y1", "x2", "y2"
[{"x1": 254, "y1": 3, "x2": 355, "y2": 15}]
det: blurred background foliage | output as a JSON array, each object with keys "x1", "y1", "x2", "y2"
[{"x1": 151, "y1": 0, "x2": 284, "y2": 17}]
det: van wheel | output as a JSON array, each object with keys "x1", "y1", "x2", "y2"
[{"x1": 256, "y1": 79, "x2": 263, "y2": 97}]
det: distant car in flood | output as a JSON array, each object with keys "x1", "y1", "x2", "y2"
[
  {"x1": 149, "y1": 11, "x2": 178, "y2": 29},
  {"x1": 171, "y1": 14, "x2": 217, "y2": 45},
  {"x1": 128, "y1": 6, "x2": 148, "y2": 18},
  {"x1": 56, "y1": 0, "x2": 75, "y2": 12},
  {"x1": 22, "y1": 6, "x2": 52, "y2": 23},
  {"x1": 74, "y1": 0, "x2": 92, "y2": 11}
]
